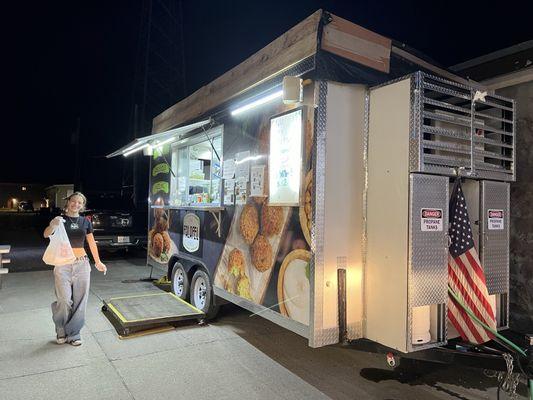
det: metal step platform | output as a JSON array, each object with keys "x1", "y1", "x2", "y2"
[{"x1": 102, "y1": 292, "x2": 205, "y2": 337}]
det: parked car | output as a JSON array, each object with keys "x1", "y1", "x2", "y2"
[
  {"x1": 82, "y1": 194, "x2": 147, "y2": 251},
  {"x1": 18, "y1": 201, "x2": 34, "y2": 212}
]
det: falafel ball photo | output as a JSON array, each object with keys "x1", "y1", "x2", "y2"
[
  {"x1": 239, "y1": 204, "x2": 259, "y2": 244},
  {"x1": 261, "y1": 204, "x2": 283, "y2": 236},
  {"x1": 251, "y1": 234, "x2": 273, "y2": 272}
]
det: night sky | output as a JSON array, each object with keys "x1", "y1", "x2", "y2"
[{"x1": 3, "y1": 0, "x2": 532, "y2": 191}]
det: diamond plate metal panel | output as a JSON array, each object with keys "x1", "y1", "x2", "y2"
[
  {"x1": 309, "y1": 80, "x2": 333, "y2": 348},
  {"x1": 480, "y1": 181, "x2": 510, "y2": 295},
  {"x1": 347, "y1": 321, "x2": 363, "y2": 340},
  {"x1": 408, "y1": 174, "x2": 450, "y2": 308},
  {"x1": 409, "y1": 73, "x2": 422, "y2": 172},
  {"x1": 361, "y1": 90, "x2": 370, "y2": 339},
  {"x1": 383, "y1": 71, "x2": 517, "y2": 182},
  {"x1": 407, "y1": 174, "x2": 449, "y2": 351}
]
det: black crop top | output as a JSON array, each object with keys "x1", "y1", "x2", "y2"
[{"x1": 62, "y1": 215, "x2": 93, "y2": 248}]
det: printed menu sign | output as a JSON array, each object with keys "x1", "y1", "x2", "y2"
[
  {"x1": 421, "y1": 208, "x2": 443, "y2": 232},
  {"x1": 488, "y1": 209, "x2": 504, "y2": 230},
  {"x1": 269, "y1": 109, "x2": 303, "y2": 205},
  {"x1": 223, "y1": 159, "x2": 236, "y2": 179},
  {"x1": 235, "y1": 151, "x2": 251, "y2": 180},
  {"x1": 223, "y1": 179, "x2": 235, "y2": 205},
  {"x1": 250, "y1": 165, "x2": 265, "y2": 197},
  {"x1": 235, "y1": 178, "x2": 248, "y2": 205}
]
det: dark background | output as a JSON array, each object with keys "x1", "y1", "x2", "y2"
[{"x1": 2, "y1": 0, "x2": 532, "y2": 192}]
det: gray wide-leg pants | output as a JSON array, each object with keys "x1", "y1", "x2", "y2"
[{"x1": 51, "y1": 258, "x2": 91, "y2": 341}]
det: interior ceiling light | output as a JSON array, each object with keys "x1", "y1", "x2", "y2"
[{"x1": 231, "y1": 90, "x2": 283, "y2": 116}]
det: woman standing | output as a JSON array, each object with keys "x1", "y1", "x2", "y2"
[{"x1": 43, "y1": 192, "x2": 107, "y2": 346}]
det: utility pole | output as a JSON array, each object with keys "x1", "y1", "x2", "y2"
[
  {"x1": 133, "y1": 104, "x2": 139, "y2": 208},
  {"x1": 73, "y1": 117, "x2": 82, "y2": 191},
  {"x1": 126, "y1": 0, "x2": 187, "y2": 207}
]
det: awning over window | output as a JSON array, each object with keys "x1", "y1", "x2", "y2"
[{"x1": 106, "y1": 119, "x2": 212, "y2": 158}]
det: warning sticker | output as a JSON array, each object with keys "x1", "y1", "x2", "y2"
[
  {"x1": 488, "y1": 209, "x2": 504, "y2": 230},
  {"x1": 421, "y1": 208, "x2": 443, "y2": 232}
]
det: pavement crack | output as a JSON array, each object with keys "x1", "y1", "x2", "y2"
[
  {"x1": 0, "y1": 364, "x2": 88, "y2": 381},
  {"x1": 108, "y1": 335, "x2": 242, "y2": 363}
]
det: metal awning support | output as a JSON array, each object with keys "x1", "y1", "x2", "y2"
[{"x1": 106, "y1": 119, "x2": 212, "y2": 158}]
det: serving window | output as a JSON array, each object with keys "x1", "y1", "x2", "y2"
[{"x1": 170, "y1": 125, "x2": 223, "y2": 206}]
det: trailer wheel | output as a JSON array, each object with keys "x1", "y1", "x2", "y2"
[
  {"x1": 171, "y1": 262, "x2": 189, "y2": 300},
  {"x1": 190, "y1": 269, "x2": 219, "y2": 319}
]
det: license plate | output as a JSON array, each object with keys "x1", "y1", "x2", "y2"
[{"x1": 117, "y1": 236, "x2": 130, "y2": 243}]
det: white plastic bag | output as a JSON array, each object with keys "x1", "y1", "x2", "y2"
[{"x1": 42, "y1": 219, "x2": 76, "y2": 266}]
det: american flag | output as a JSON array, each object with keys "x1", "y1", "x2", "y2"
[{"x1": 447, "y1": 180, "x2": 496, "y2": 344}]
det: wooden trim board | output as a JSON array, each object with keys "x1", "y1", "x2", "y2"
[{"x1": 321, "y1": 13, "x2": 391, "y2": 73}]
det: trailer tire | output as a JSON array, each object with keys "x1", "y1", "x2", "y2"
[
  {"x1": 190, "y1": 269, "x2": 219, "y2": 319},
  {"x1": 171, "y1": 262, "x2": 189, "y2": 300}
]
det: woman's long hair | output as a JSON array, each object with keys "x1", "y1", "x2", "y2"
[{"x1": 64, "y1": 192, "x2": 87, "y2": 213}]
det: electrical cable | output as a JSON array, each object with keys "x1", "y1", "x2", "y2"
[
  {"x1": 448, "y1": 286, "x2": 526, "y2": 357},
  {"x1": 448, "y1": 286, "x2": 533, "y2": 398}
]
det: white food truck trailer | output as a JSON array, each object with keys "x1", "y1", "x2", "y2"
[{"x1": 108, "y1": 10, "x2": 532, "y2": 390}]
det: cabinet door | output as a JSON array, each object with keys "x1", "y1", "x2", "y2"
[
  {"x1": 480, "y1": 181, "x2": 510, "y2": 295},
  {"x1": 409, "y1": 174, "x2": 449, "y2": 309}
]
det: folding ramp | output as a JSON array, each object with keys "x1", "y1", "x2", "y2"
[{"x1": 102, "y1": 292, "x2": 204, "y2": 337}]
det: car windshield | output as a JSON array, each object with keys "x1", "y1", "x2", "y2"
[{"x1": 86, "y1": 195, "x2": 134, "y2": 211}]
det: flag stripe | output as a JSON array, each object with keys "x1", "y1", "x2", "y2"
[
  {"x1": 454, "y1": 254, "x2": 496, "y2": 320},
  {"x1": 448, "y1": 263, "x2": 494, "y2": 328},
  {"x1": 447, "y1": 302, "x2": 471, "y2": 341},
  {"x1": 464, "y1": 250, "x2": 488, "y2": 285},
  {"x1": 451, "y1": 303, "x2": 488, "y2": 344},
  {"x1": 451, "y1": 296, "x2": 491, "y2": 343},
  {"x1": 449, "y1": 297, "x2": 487, "y2": 343},
  {"x1": 458, "y1": 251, "x2": 489, "y2": 292}
]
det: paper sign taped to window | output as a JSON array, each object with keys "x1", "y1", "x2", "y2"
[
  {"x1": 223, "y1": 159, "x2": 236, "y2": 179},
  {"x1": 250, "y1": 165, "x2": 265, "y2": 197},
  {"x1": 223, "y1": 179, "x2": 235, "y2": 205}
]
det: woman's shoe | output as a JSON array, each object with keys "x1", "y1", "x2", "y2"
[
  {"x1": 56, "y1": 337, "x2": 67, "y2": 344},
  {"x1": 69, "y1": 339, "x2": 82, "y2": 346}
]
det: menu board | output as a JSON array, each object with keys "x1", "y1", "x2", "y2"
[{"x1": 269, "y1": 109, "x2": 303, "y2": 205}]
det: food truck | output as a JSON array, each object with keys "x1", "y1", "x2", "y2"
[{"x1": 108, "y1": 10, "x2": 530, "y2": 381}]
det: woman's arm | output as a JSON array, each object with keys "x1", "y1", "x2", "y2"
[
  {"x1": 86, "y1": 233, "x2": 107, "y2": 274},
  {"x1": 43, "y1": 217, "x2": 61, "y2": 238}
]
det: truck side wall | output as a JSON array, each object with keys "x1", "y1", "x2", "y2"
[{"x1": 147, "y1": 83, "x2": 317, "y2": 339}]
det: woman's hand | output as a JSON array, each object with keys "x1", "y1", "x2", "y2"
[
  {"x1": 44, "y1": 216, "x2": 62, "y2": 238},
  {"x1": 50, "y1": 216, "x2": 62, "y2": 227},
  {"x1": 95, "y1": 261, "x2": 107, "y2": 275}
]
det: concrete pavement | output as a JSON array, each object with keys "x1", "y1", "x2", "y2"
[{"x1": 0, "y1": 260, "x2": 526, "y2": 400}]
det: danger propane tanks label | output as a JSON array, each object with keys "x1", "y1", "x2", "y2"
[
  {"x1": 421, "y1": 208, "x2": 443, "y2": 232},
  {"x1": 488, "y1": 209, "x2": 504, "y2": 230}
]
